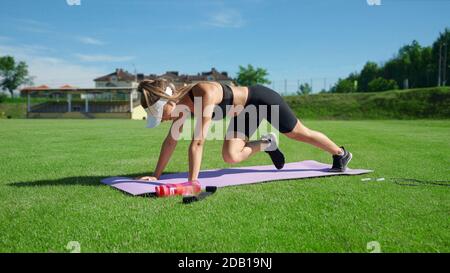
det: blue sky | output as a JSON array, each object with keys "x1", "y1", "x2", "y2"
[{"x1": 0, "y1": 0, "x2": 449, "y2": 91}]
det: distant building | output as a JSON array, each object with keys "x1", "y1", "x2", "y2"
[
  {"x1": 21, "y1": 85, "x2": 140, "y2": 120},
  {"x1": 94, "y1": 67, "x2": 234, "y2": 89},
  {"x1": 20, "y1": 67, "x2": 234, "y2": 120},
  {"x1": 195, "y1": 68, "x2": 233, "y2": 84},
  {"x1": 94, "y1": 68, "x2": 137, "y2": 88}
]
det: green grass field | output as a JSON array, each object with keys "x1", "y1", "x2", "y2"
[{"x1": 0, "y1": 119, "x2": 449, "y2": 253}]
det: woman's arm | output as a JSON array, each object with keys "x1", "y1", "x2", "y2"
[
  {"x1": 137, "y1": 115, "x2": 185, "y2": 181},
  {"x1": 188, "y1": 90, "x2": 214, "y2": 181},
  {"x1": 152, "y1": 135, "x2": 178, "y2": 179},
  {"x1": 188, "y1": 115, "x2": 212, "y2": 181},
  {"x1": 152, "y1": 115, "x2": 187, "y2": 179}
]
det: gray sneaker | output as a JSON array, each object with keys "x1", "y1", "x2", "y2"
[
  {"x1": 329, "y1": 146, "x2": 352, "y2": 172},
  {"x1": 262, "y1": 133, "x2": 285, "y2": 170}
]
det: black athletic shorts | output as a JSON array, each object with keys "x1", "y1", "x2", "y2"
[{"x1": 226, "y1": 84, "x2": 298, "y2": 139}]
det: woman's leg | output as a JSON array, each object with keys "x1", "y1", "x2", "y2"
[
  {"x1": 222, "y1": 107, "x2": 269, "y2": 164},
  {"x1": 284, "y1": 120, "x2": 352, "y2": 171},
  {"x1": 222, "y1": 133, "x2": 269, "y2": 164},
  {"x1": 222, "y1": 84, "x2": 349, "y2": 170},
  {"x1": 284, "y1": 119, "x2": 342, "y2": 155}
]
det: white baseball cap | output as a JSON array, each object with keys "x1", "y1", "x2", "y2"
[{"x1": 145, "y1": 86, "x2": 173, "y2": 128}]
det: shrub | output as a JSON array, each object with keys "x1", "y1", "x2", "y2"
[
  {"x1": 367, "y1": 77, "x2": 399, "y2": 92},
  {"x1": 0, "y1": 93, "x2": 7, "y2": 103},
  {"x1": 332, "y1": 79, "x2": 357, "y2": 93},
  {"x1": 296, "y1": 83, "x2": 312, "y2": 95},
  {"x1": 284, "y1": 87, "x2": 450, "y2": 119}
]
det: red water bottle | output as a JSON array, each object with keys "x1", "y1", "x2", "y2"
[{"x1": 155, "y1": 180, "x2": 201, "y2": 197}]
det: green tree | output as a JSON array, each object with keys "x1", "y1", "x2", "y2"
[
  {"x1": 331, "y1": 78, "x2": 357, "y2": 93},
  {"x1": 235, "y1": 64, "x2": 271, "y2": 86},
  {"x1": 367, "y1": 77, "x2": 399, "y2": 92},
  {"x1": 0, "y1": 56, "x2": 32, "y2": 98},
  {"x1": 336, "y1": 28, "x2": 450, "y2": 91},
  {"x1": 397, "y1": 40, "x2": 424, "y2": 88},
  {"x1": 382, "y1": 40, "x2": 435, "y2": 88},
  {"x1": 421, "y1": 46, "x2": 435, "y2": 87},
  {"x1": 330, "y1": 72, "x2": 358, "y2": 93},
  {"x1": 432, "y1": 28, "x2": 450, "y2": 87},
  {"x1": 382, "y1": 58, "x2": 402, "y2": 88},
  {"x1": 358, "y1": 61, "x2": 380, "y2": 92},
  {"x1": 296, "y1": 83, "x2": 312, "y2": 95},
  {"x1": 0, "y1": 93, "x2": 7, "y2": 103}
]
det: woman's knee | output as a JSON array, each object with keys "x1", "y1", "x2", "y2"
[
  {"x1": 222, "y1": 149, "x2": 241, "y2": 164},
  {"x1": 222, "y1": 140, "x2": 244, "y2": 164}
]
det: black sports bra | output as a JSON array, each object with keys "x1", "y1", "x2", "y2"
[{"x1": 188, "y1": 83, "x2": 234, "y2": 120}]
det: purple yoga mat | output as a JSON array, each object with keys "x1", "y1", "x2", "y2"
[{"x1": 101, "y1": 160, "x2": 372, "y2": 196}]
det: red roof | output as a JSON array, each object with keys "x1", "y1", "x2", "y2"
[
  {"x1": 60, "y1": 84, "x2": 75, "y2": 89},
  {"x1": 21, "y1": 85, "x2": 50, "y2": 91},
  {"x1": 94, "y1": 69, "x2": 135, "y2": 82}
]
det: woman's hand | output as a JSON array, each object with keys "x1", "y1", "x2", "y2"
[{"x1": 135, "y1": 176, "x2": 158, "y2": 182}]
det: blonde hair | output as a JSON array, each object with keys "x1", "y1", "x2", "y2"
[{"x1": 137, "y1": 78, "x2": 195, "y2": 109}]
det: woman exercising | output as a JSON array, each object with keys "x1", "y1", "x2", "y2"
[{"x1": 136, "y1": 78, "x2": 352, "y2": 182}]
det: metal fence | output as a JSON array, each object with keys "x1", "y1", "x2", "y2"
[{"x1": 267, "y1": 77, "x2": 340, "y2": 96}]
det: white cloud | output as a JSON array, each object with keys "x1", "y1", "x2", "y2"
[
  {"x1": 75, "y1": 54, "x2": 135, "y2": 62},
  {"x1": 14, "y1": 18, "x2": 48, "y2": 26},
  {"x1": 78, "y1": 36, "x2": 105, "y2": 45},
  {"x1": 207, "y1": 9, "x2": 245, "y2": 28},
  {"x1": 0, "y1": 43, "x2": 107, "y2": 88},
  {"x1": 0, "y1": 36, "x2": 12, "y2": 42},
  {"x1": 14, "y1": 18, "x2": 52, "y2": 34},
  {"x1": 17, "y1": 26, "x2": 51, "y2": 34}
]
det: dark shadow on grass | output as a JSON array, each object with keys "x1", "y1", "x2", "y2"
[{"x1": 7, "y1": 172, "x2": 178, "y2": 188}]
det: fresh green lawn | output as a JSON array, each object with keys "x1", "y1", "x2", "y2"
[{"x1": 0, "y1": 119, "x2": 449, "y2": 253}]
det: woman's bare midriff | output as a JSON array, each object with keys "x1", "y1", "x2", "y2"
[
  {"x1": 230, "y1": 85, "x2": 249, "y2": 110},
  {"x1": 178, "y1": 82, "x2": 249, "y2": 117}
]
